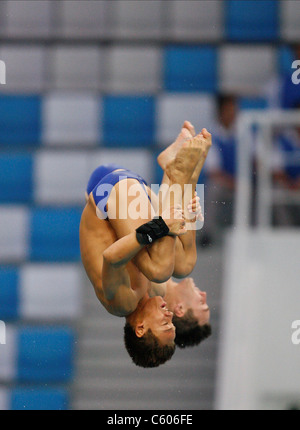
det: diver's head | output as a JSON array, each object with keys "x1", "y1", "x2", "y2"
[
  {"x1": 165, "y1": 278, "x2": 212, "y2": 348},
  {"x1": 124, "y1": 296, "x2": 176, "y2": 368}
]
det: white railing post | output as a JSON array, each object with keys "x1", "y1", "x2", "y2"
[
  {"x1": 256, "y1": 121, "x2": 273, "y2": 228},
  {"x1": 235, "y1": 110, "x2": 300, "y2": 230},
  {"x1": 235, "y1": 112, "x2": 254, "y2": 230}
]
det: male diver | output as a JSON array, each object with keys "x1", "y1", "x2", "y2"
[{"x1": 79, "y1": 123, "x2": 212, "y2": 367}]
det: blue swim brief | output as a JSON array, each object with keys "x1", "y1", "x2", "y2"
[
  {"x1": 86, "y1": 163, "x2": 125, "y2": 196},
  {"x1": 87, "y1": 164, "x2": 151, "y2": 219}
]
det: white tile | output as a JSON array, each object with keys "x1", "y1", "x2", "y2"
[
  {"x1": 281, "y1": 0, "x2": 300, "y2": 41},
  {"x1": 0, "y1": 46, "x2": 45, "y2": 93},
  {"x1": 57, "y1": 0, "x2": 106, "y2": 38},
  {"x1": 88, "y1": 149, "x2": 154, "y2": 185},
  {"x1": 20, "y1": 264, "x2": 82, "y2": 320},
  {"x1": 42, "y1": 92, "x2": 100, "y2": 146},
  {"x1": 105, "y1": 46, "x2": 162, "y2": 94},
  {"x1": 219, "y1": 45, "x2": 276, "y2": 96},
  {"x1": 107, "y1": 0, "x2": 163, "y2": 39},
  {"x1": 0, "y1": 207, "x2": 29, "y2": 262},
  {"x1": 157, "y1": 94, "x2": 216, "y2": 145},
  {"x1": 0, "y1": 388, "x2": 9, "y2": 410},
  {"x1": 0, "y1": 325, "x2": 17, "y2": 382},
  {"x1": 51, "y1": 46, "x2": 102, "y2": 90},
  {"x1": 3, "y1": 0, "x2": 52, "y2": 37},
  {"x1": 166, "y1": 0, "x2": 223, "y2": 41},
  {"x1": 34, "y1": 151, "x2": 90, "y2": 205}
]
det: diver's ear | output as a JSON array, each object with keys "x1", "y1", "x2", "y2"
[
  {"x1": 174, "y1": 303, "x2": 185, "y2": 318},
  {"x1": 135, "y1": 322, "x2": 145, "y2": 338}
]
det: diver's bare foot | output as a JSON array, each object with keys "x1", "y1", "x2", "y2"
[
  {"x1": 165, "y1": 132, "x2": 211, "y2": 184},
  {"x1": 190, "y1": 128, "x2": 212, "y2": 183},
  {"x1": 157, "y1": 121, "x2": 196, "y2": 170}
]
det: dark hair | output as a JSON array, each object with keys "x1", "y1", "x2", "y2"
[
  {"x1": 173, "y1": 308, "x2": 212, "y2": 349},
  {"x1": 216, "y1": 93, "x2": 237, "y2": 116},
  {"x1": 291, "y1": 43, "x2": 300, "y2": 56},
  {"x1": 124, "y1": 323, "x2": 175, "y2": 368}
]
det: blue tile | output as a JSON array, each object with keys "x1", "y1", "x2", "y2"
[
  {"x1": 281, "y1": 73, "x2": 300, "y2": 109},
  {"x1": 30, "y1": 208, "x2": 81, "y2": 262},
  {"x1": 0, "y1": 267, "x2": 19, "y2": 320},
  {"x1": 279, "y1": 46, "x2": 295, "y2": 75},
  {"x1": 17, "y1": 326, "x2": 75, "y2": 383},
  {"x1": 239, "y1": 97, "x2": 268, "y2": 110},
  {"x1": 152, "y1": 150, "x2": 163, "y2": 186},
  {"x1": 0, "y1": 96, "x2": 41, "y2": 146},
  {"x1": 0, "y1": 154, "x2": 33, "y2": 203},
  {"x1": 103, "y1": 96, "x2": 155, "y2": 147},
  {"x1": 11, "y1": 387, "x2": 69, "y2": 410},
  {"x1": 164, "y1": 46, "x2": 218, "y2": 92},
  {"x1": 225, "y1": 0, "x2": 279, "y2": 41}
]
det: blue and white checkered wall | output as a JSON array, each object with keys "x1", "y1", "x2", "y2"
[
  {"x1": 1, "y1": 0, "x2": 300, "y2": 410},
  {"x1": 0, "y1": 0, "x2": 299, "y2": 42},
  {"x1": 0, "y1": 264, "x2": 80, "y2": 410}
]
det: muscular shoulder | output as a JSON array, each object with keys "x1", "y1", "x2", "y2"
[{"x1": 95, "y1": 284, "x2": 139, "y2": 317}]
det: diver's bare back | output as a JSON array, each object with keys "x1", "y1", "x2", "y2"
[{"x1": 79, "y1": 195, "x2": 148, "y2": 316}]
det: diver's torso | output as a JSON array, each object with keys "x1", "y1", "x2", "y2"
[{"x1": 79, "y1": 196, "x2": 149, "y2": 316}]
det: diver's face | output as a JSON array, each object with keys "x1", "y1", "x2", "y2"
[
  {"x1": 176, "y1": 278, "x2": 210, "y2": 326},
  {"x1": 141, "y1": 296, "x2": 175, "y2": 345}
]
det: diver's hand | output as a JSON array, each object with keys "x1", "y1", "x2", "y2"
[
  {"x1": 187, "y1": 192, "x2": 204, "y2": 223},
  {"x1": 162, "y1": 205, "x2": 186, "y2": 236}
]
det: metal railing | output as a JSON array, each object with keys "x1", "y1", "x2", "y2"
[{"x1": 235, "y1": 109, "x2": 300, "y2": 229}]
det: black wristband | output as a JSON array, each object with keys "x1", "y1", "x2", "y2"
[{"x1": 136, "y1": 216, "x2": 169, "y2": 245}]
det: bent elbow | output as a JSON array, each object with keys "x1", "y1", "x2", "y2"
[
  {"x1": 103, "y1": 247, "x2": 127, "y2": 268},
  {"x1": 102, "y1": 251, "x2": 112, "y2": 265},
  {"x1": 103, "y1": 251, "x2": 119, "y2": 268}
]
